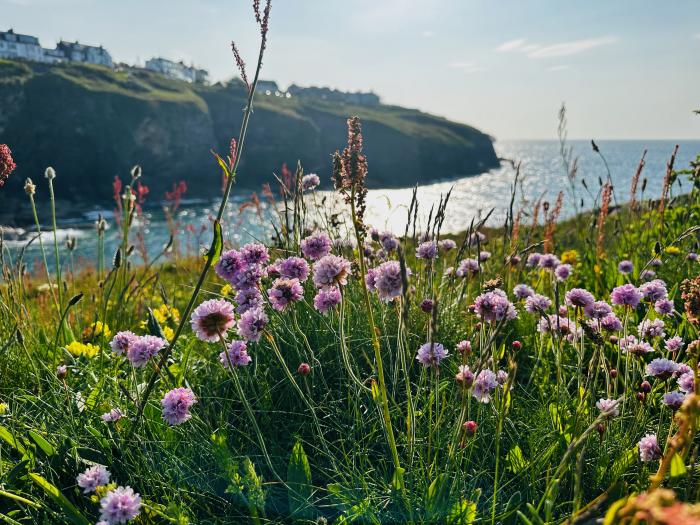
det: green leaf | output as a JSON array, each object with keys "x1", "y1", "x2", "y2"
[
  {"x1": 147, "y1": 308, "x2": 168, "y2": 340},
  {"x1": 525, "y1": 503, "x2": 546, "y2": 525},
  {"x1": 548, "y1": 403, "x2": 572, "y2": 444},
  {"x1": 0, "y1": 425, "x2": 27, "y2": 456},
  {"x1": 607, "y1": 446, "x2": 637, "y2": 482},
  {"x1": 0, "y1": 512, "x2": 25, "y2": 525},
  {"x1": 506, "y1": 445, "x2": 527, "y2": 474},
  {"x1": 426, "y1": 473, "x2": 449, "y2": 517},
  {"x1": 603, "y1": 496, "x2": 630, "y2": 525},
  {"x1": 287, "y1": 440, "x2": 313, "y2": 519},
  {"x1": 207, "y1": 220, "x2": 224, "y2": 264},
  {"x1": 27, "y1": 430, "x2": 55, "y2": 456},
  {"x1": 212, "y1": 151, "x2": 231, "y2": 180},
  {"x1": 370, "y1": 380, "x2": 380, "y2": 402},
  {"x1": 84, "y1": 378, "x2": 104, "y2": 411},
  {"x1": 391, "y1": 467, "x2": 405, "y2": 492},
  {"x1": 0, "y1": 488, "x2": 41, "y2": 509},
  {"x1": 28, "y1": 473, "x2": 90, "y2": 525},
  {"x1": 670, "y1": 452, "x2": 687, "y2": 478},
  {"x1": 85, "y1": 425, "x2": 109, "y2": 449},
  {"x1": 447, "y1": 498, "x2": 476, "y2": 524}
]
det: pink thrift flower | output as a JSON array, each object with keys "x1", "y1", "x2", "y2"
[
  {"x1": 638, "y1": 434, "x2": 661, "y2": 462},
  {"x1": 313, "y1": 287, "x2": 342, "y2": 314},
  {"x1": 220, "y1": 340, "x2": 252, "y2": 368},
  {"x1": 161, "y1": 387, "x2": 196, "y2": 426},
  {"x1": 101, "y1": 408, "x2": 124, "y2": 423},
  {"x1": 268, "y1": 278, "x2": 304, "y2": 312},
  {"x1": 473, "y1": 289, "x2": 517, "y2": 323},
  {"x1": 302, "y1": 173, "x2": 320, "y2": 191},
  {"x1": 610, "y1": 284, "x2": 642, "y2": 308},
  {"x1": 127, "y1": 335, "x2": 166, "y2": 368},
  {"x1": 373, "y1": 261, "x2": 406, "y2": 302},
  {"x1": 190, "y1": 299, "x2": 236, "y2": 342},
  {"x1": 99, "y1": 486, "x2": 141, "y2": 524},
  {"x1": 301, "y1": 231, "x2": 332, "y2": 260},
  {"x1": 312, "y1": 255, "x2": 351, "y2": 288},
  {"x1": 0, "y1": 144, "x2": 16, "y2": 187},
  {"x1": 416, "y1": 342, "x2": 448, "y2": 368},
  {"x1": 110, "y1": 331, "x2": 137, "y2": 355},
  {"x1": 77, "y1": 465, "x2": 110, "y2": 493},
  {"x1": 237, "y1": 307, "x2": 269, "y2": 342}
]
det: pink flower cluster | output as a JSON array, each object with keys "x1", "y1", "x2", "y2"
[
  {"x1": 110, "y1": 331, "x2": 167, "y2": 368},
  {"x1": 161, "y1": 387, "x2": 197, "y2": 426},
  {"x1": 473, "y1": 289, "x2": 516, "y2": 323}
]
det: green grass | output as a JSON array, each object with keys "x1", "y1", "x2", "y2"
[{"x1": 1, "y1": 146, "x2": 699, "y2": 523}]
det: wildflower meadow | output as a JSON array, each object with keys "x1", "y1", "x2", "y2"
[{"x1": 1, "y1": 3, "x2": 700, "y2": 524}]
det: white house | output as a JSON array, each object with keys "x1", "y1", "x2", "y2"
[
  {"x1": 0, "y1": 29, "x2": 43, "y2": 62},
  {"x1": 145, "y1": 57, "x2": 208, "y2": 84},
  {"x1": 56, "y1": 41, "x2": 113, "y2": 67}
]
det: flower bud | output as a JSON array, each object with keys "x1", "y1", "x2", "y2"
[
  {"x1": 44, "y1": 166, "x2": 56, "y2": 180},
  {"x1": 463, "y1": 420, "x2": 477, "y2": 436},
  {"x1": 56, "y1": 365, "x2": 67, "y2": 380},
  {"x1": 297, "y1": 362, "x2": 311, "y2": 376},
  {"x1": 610, "y1": 368, "x2": 618, "y2": 379},
  {"x1": 24, "y1": 177, "x2": 36, "y2": 195},
  {"x1": 640, "y1": 380, "x2": 651, "y2": 393},
  {"x1": 512, "y1": 340, "x2": 521, "y2": 351},
  {"x1": 457, "y1": 340, "x2": 472, "y2": 355},
  {"x1": 420, "y1": 299, "x2": 434, "y2": 313}
]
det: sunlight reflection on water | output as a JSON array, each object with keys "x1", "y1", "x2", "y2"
[{"x1": 4, "y1": 139, "x2": 698, "y2": 270}]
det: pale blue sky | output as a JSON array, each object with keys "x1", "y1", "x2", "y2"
[{"x1": 2, "y1": 0, "x2": 699, "y2": 139}]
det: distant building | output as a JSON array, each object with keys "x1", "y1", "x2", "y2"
[
  {"x1": 256, "y1": 80, "x2": 279, "y2": 95},
  {"x1": 56, "y1": 41, "x2": 113, "y2": 67},
  {"x1": 0, "y1": 29, "x2": 43, "y2": 62},
  {"x1": 0, "y1": 29, "x2": 114, "y2": 67},
  {"x1": 145, "y1": 57, "x2": 208, "y2": 84},
  {"x1": 42, "y1": 48, "x2": 65, "y2": 64},
  {"x1": 287, "y1": 84, "x2": 380, "y2": 106}
]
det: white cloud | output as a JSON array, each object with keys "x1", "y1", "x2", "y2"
[
  {"x1": 548, "y1": 65, "x2": 572, "y2": 72},
  {"x1": 528, "y1": 36, "x2": 617, "y2": 58},
  {"x1": 520, "y1": 44, "x2": 541, "y2": 53},
  {"x1": 495, "y1": 36, "x2": 617, "y2": 59},
  {"x1": 447, "y1": 61, "x2": 484, "y2": 73},
  {"x1": 496, "y1": 38, "x2": 526, "y2": 52}
]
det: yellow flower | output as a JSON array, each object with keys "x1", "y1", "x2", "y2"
[
  {"x1": 221, "y1": 284, "x2": 233, "y2": 297},
  {"x1": 66, "y1": 341, "x2": 99, "y2": 358},
  {"x1": 162, "y1": 326, "x2": 174, "y2": 341},
  {"x1": 0, "y1": 403, "x2": 8, "y2": 414},
  {"x1": 561, "y1": 250, "x2": 579, "y2": 265},
  {"x1": 665, "y1": 246, "x2": 681, "y2": 255},
  {"x1": 153, "y1": 304, "x2": 180, "y2": 325},
  {"x1": 83, "y1": 321, "x2": 111, "y2": 341},
  {"x1": 153, "y1": 307, "x2": 167, "y2": 325}
]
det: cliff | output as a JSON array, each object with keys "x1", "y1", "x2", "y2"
[{"x1": 0, "y1": 59, "x2": 499, "y2": 203}]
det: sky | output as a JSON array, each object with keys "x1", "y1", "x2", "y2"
[{"x1": 2, "y1": 0, "x2": 699, "y2": 140}]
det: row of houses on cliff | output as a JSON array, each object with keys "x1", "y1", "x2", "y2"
[
  {"x1": 1, "y1": 28, "x2": 381, "y2": 105},
  {"x1": 0, "y1": 28, "x2": 208, "y2": 84}
]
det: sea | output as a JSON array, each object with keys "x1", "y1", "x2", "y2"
[{"x1": 2, "y1": 139, "x2": 698, "y2": 271}]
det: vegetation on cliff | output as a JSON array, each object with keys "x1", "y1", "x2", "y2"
[{"x1": 0, "y1": 59, "x2": 498, "y2": 203}]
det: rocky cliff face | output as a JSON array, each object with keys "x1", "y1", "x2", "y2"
[{"x1": 0, "y1": 60, "x2": 499, "y2": 203}]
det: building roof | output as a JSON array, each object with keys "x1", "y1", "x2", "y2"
[{"x1": 1, "y1": 28, "x2": 40, "y2": 45}]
